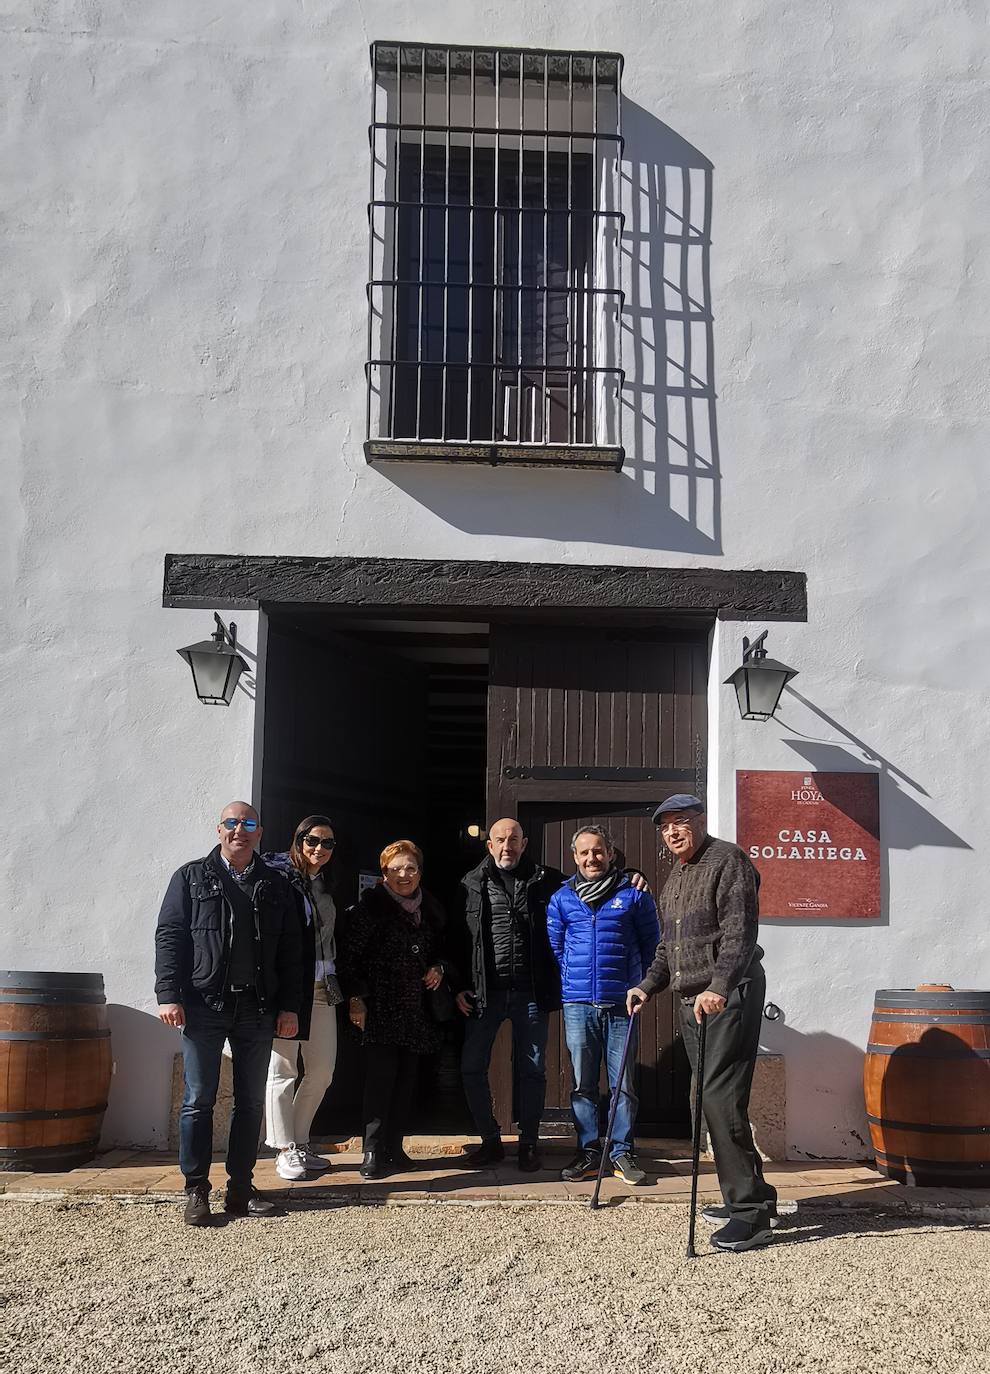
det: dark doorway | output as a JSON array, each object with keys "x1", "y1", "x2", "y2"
[
  {"x1": 260, "y1": 609, "x2": 707, "y2": 1139},
  {"x1": 260, "y1": 612, "x2": 491, "y2": 1136}
]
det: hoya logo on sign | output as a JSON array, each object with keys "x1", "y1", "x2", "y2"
[{"x1": 791, "y1": 775, "x2": 823, "y2": 803}]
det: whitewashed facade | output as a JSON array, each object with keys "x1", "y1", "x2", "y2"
[{"x1": 3, "y1": 1, "x2": 989, "y2": 1158}]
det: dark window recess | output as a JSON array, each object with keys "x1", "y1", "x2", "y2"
[{"x1": 366, "y1": 43, "x2": 625, "y2": 469}]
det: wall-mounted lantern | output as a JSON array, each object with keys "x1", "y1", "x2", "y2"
[
  {"x1": 724, "y1": 632, "x2": 798, "y2": 721},
  {"x1": 177, "y1": 614, "x2": 249, "y2": 706}
]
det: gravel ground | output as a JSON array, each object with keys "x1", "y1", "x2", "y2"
[{"x1": 1, "y1": 1198, "x2": 987, "y2": 1374}]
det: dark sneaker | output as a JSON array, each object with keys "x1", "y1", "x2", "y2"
[
  {"x1": 702, "y1": 1204, "x2": 781, "y2": 1229},
  {"x1": 455, "y1": 1138, "x2": 505, "y2": 1168},
  {"x1": 183, "y1": 1185, "x2": 211, "y2": 1227},
  {"x1": 710, "y1": 1218, "x2": 774, "y2": 1252},
  {"x1": 224, "y1": 1188, "x2": 281, "y2": 1217},
  {"x1": 611, "y1": 1153, "x2": 647, "y2": 1185},
  {"x1": 517, "y1": 1144, "x2": 543, "y2": 1173},
  {"x1": 561, "y1": 1149, "x2": 602, "y2": 1181}
]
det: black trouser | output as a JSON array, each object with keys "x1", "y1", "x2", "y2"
[
  {"x1": 678, "y1": 965, "x2": 777, "y2": 1228},
  {"x1": 363, "y1": 1044, "x2": 421, "y2": 1155}
]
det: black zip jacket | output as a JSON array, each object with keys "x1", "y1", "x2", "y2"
[
  {"x1": 455, "y1": 856, "x2": 563, "y2": 1014},
  {"x1": 154, "y1": 846, "x2": 304, "y2": 1019}
]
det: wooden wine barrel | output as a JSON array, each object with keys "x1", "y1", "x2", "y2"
[
  {"x1": 864, "y1": 987, "x2": 990, "y2": 1187},
  {"x1": 0, "y1": 971, "x2": 112, "y2": 1172}
]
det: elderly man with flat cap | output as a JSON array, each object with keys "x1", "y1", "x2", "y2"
[
  {"x1": 155, "y1": 801, "x2": 303, "y2": 1225},
  {"x1": 627, "y1": 795, "x2": 777, "y2": 1252}
]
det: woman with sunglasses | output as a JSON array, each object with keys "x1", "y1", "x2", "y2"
[
  {"x1": 262, "y1": 815, "x2": 340, "y2": 1180},
  {"x1": 337, "y1": 840, "x2": 453, "y2": 1179}
]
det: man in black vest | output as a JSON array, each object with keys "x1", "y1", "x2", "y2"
[
  {"x1": 155, "y1": 800, "x2": 303, "y2": 1225},
  {"x1": 453, "y1": 818, "x2": 563, "y2": 1171}
]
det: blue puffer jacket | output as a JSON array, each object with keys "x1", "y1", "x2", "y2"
[{"x1": 546, "y1": 875, "x2": 660, "y2": 1006}]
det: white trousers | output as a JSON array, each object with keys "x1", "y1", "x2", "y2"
[{"x1": 264, "y1": 988, "x2": 338, "y2": 1149}]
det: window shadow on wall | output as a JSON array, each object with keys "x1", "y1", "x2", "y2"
[{"x1": 375, "y1": 102, "x2": 722, "y2": 555}]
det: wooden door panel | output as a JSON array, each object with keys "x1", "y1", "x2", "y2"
[{"x1": 486, "y1": 624, "x2": 707, "y2": 1136}]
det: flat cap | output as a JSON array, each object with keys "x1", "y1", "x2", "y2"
[{"x1": 651, "y1": 794, "x2": 705, "y2": 823}]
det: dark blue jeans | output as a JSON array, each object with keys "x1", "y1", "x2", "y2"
[
  {"x1": 562, "y1": 1002, "x2": 638, "y2": 1160},
  {"x1": 180, "y1": 993, "x2": 275, "y2": 1193},
  {"x1": 461, "y1": 987, "x2": 549, "y2": 1145}
]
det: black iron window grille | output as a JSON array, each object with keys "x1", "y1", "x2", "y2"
[{"x1": 366, "y1": 43, "x2": 625, "y2": 471}]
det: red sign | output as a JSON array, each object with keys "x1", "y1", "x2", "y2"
[{"x1": 736, "y1": 771, "x2": 880, "y2": 919}]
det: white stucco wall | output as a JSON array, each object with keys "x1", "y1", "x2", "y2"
[{"x1": 3, "y1": 1, "x2": 989, "y2": 1152}]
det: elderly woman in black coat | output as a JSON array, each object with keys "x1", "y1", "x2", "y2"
[{"x1": 337, "y1": 839, "x2": 453, "y2": 1179}]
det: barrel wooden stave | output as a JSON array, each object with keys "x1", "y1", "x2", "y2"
[
  {"x1": 864, "y1": 988, "x2": 990, "y2": 1188},
  {"x1": 0, "y1": 971, "x2": 112, "y2": 1172}
]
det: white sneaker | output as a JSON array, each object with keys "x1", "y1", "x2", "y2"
[
  {"x1": 275, "y1": 1145, "x2": 308, "y2": 1181},
  {"x1": 297, "y1": 1145, "x2": 332, "y2": 1174}
]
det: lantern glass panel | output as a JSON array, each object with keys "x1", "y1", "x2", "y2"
[{"x1": 191, "y1": 651, "x2": 237, "y2": 703}]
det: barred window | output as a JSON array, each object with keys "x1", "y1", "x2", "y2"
[{"x1": 366, "y1": 43, "x2": 624, "y2": 470}]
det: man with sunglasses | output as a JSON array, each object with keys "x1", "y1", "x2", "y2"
[{"x1": 155, "y1": 800, "x2": 303, "y2": 1225}]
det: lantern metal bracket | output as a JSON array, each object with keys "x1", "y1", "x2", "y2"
[
  {"x1": 213, "y1": 614, "x2": 238, "y2": 651},
  {"x1": 742, "y1": 631, "x2": 768, "y2": 661}
]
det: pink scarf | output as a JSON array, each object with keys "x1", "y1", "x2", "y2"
[{"x1": 385, "y1": 885, "x2": 423, "y2": 922}]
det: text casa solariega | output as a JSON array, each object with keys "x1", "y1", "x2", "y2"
[{"x1": 748, "y1": 829, "x2": 868, "y2": 863}]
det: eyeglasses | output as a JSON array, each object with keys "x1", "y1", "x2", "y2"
[
  {"x1": 302, "y1": 835, "x2": 336, "y2": 852},
  {"x1": 386, "y1": 865, "x2": 420, "y2": 876},
  {"x1": 659, "y1": 817, "x2": 698, "y2": 833},
  {"x1": 221, "y1": 817, "x2": 259, "y2": 832}
]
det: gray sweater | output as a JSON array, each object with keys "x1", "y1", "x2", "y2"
[{"x1": 640, "y1": 836, "x2": 763, "y2": 1000}]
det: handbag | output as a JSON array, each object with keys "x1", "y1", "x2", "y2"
[{"x1": 322, "y1": 973, "x2": 344, "y2": 1007}]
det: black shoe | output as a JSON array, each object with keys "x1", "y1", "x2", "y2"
[
  {"x1": 387, "y1": 1145, "x2": 417, "y2": 1171},
  {"x1": 702, "y1": 1204, "x2": 781, "y2": 1229},
  {"x1": 611, "y1": 1153, "x2": 647, "y2": 1185},
  {"x1": 710, "y1": 1218, "x2": 774, "y2": 1252},
  {"x1": 517, "y1": 1144, "x2": 543, "y2": 1173},
  {"x1": 359, "y1": 1150, "x2": 390, "y2": 1180},
  {"x1": 561, "y1": 1148, "x2": 602, "y2": 1181},
  {"x1": 183, "y1": 1185, "x2": 211, "y2": 1227},
  {"x1": 455, "y1": 1138, "x2": 505, "y2": 1168},
  {"x1": 224, "y1": 1188, "x2": 281, "y2": 1218}
]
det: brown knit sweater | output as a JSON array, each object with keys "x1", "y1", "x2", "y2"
[{"x1": 639, "y1": 835, "x2": 763, "y2": 1000}]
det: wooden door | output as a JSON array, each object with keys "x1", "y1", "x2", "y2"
[{"x1": 486, "y1": 624, "x2": 708, "y2": 1135}]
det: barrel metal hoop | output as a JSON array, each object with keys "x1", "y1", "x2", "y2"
[
  {"x1": 0, "y1": 1104, "x2": 108, "y2": 1122},
  {"x1": 0, "y1": 992, "x2": 107, "y2": 1005},
  {"x1": 866, "y1": 1041, "x2": 990, "y2": 1058},
  {"x1": 871, "y1": 1012, "x2": 990, "y2": 1025},
  {"x1": 867, "y1": 1113, "x2": 990, "y2": 1136},
  {"x1": 0, "y1": 1141, "x2": 99, "y2": 1163},
  {"x1": 874, "y1": 1152, "x2": 990, "y2": 1174},
  {"x1": 875, "y1": 990, "x2": 990, "y2": 1010},
  {"x1": 0, "y1": 1030, "x2": 112, "y2": 1041}
]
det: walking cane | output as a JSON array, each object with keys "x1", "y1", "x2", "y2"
[
  {"x1": 685, "y1": 1010, "x2": 709, "y2": 1258},
  {"x1": 589, "y1": 1012, "x2": 639, "y2": 1211}
]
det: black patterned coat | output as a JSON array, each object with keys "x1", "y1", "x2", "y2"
[{"x1": 337, "y1": 883, "x2": 453, "y2": 1053}]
